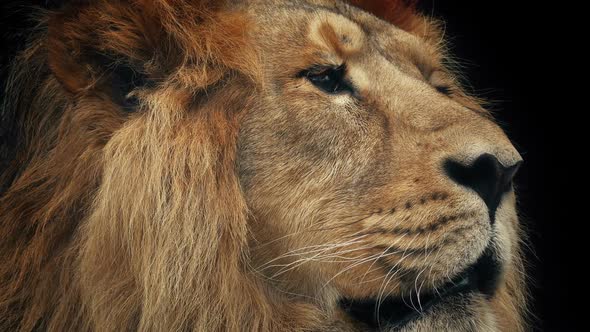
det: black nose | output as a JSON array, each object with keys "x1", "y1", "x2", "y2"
[{"x1": 444, "y1": 154, "x2": 521, "y2": 223}]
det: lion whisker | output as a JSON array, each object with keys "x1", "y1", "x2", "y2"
[
  {"x1": 256, "y1": 234, "x2": 369, "y2": 270},
  {"x1": 321, "y1": 251, "x2": 389, "y2": 289},
  {"x1": 267, "y1": 240, "x2": 375, "y2": 279},
  {"x1": 251, "y1": 214, "x2": 373, "y2": 249},
  {"x1": 375, "y1": 234, "x2": 421, "y2": 327},
  {"x1": 358, "y1": 232, "x2": 409, "y2": 283}
]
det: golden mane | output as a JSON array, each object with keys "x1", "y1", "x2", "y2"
[
  {"x1": 0, "y1": 1, "x2": 529, "y2": 331},
  {"x1": 0, "y1": 1, "x2": 285, "y2": 330}
]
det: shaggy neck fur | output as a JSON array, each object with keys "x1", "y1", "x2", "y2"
[
  {"x1": 0, "y1": 2, "x2": 319, "y2": 331},
  {"x1": 0, "y1": 29, "x2": 331, "y2": 332}
]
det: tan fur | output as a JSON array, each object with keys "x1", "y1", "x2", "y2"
[{"x1": 0, "y1": 0, "x2": 528, "y2": 331}]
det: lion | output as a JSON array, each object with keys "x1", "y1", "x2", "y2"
[{"x1": 0, "y1": 0, "x2": 528, "y2": 331}]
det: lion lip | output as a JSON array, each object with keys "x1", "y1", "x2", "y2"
[{"x1": 340, "y1": 247, "x2": 501, "y2": 330}]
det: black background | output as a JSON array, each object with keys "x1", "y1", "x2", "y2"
[
  {"x1": 1, "y1": 1, "x2": 580, "y2": 330},
  {"x1": 417, "y1": 1, "x2": 579, "y2": 330}
]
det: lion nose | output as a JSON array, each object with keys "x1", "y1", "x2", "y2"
[{"x1": 444, "y1": 153, "x2": 522, "y2": 223}]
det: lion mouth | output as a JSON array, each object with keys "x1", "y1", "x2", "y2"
[{"x1": 339, "y1": 247, "x2": 501, "y2": 330}]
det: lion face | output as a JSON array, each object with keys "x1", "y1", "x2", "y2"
[
  {"x1": 238, "y1": 1, "x2": 524, "y2": 330},
  {"x1": 1, "y1": 0, "x2": 527, "y2": 331}
]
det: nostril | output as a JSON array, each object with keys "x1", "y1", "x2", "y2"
[
  {"x1": 444, "y1": 154, "x2": 521, "y2": 223},
  {"x1": 501, "y1": 159, "x2": 522, "y2": 191}
]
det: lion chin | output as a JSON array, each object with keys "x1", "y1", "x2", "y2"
[
  {"x1": 1, "y1": 0, "x2": 528, "y2": 331},
  {"x1": 340, "y1": 247, "x2": 502, "y2": 330}
]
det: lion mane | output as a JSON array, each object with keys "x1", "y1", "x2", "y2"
[{"x1": 0, "y1": 0, "x2": 528, "y2": 331}]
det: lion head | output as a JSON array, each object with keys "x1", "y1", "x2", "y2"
[{"x1": 0, "y1": 0, "x2": 528, "y2": 331}]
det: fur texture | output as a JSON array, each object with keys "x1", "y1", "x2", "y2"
[{"x1": 0, "y1": 1, "x2": 528, "y2": 331}]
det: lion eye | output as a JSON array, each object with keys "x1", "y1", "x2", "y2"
[
  {"x1": 299, "y1": 65, "x2": 355, "y2": 95},
  {"x1": 435, "y1": 85, "x2": 452, "y2": 96},
  {"x1": 429, "y1": 70, "x2": 453, "y2": 96}
]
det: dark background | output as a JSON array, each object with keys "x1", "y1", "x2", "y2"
[
  {"x1": 1, "y1": 1, "x2": 579, "y2": 330},
  {"x1": 417, "y1": 1, "x2": 579, "y2": 330}
]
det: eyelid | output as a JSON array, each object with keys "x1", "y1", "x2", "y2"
[
  {"x1": 428, "y1": 69, "x2": 453, "y2": 95},
  {"x1": 297, "y1": 63, "x2": 344, "y2": 77},
  {"x1": 428, "y1": 70, "x2": 447, "y2": 85}
]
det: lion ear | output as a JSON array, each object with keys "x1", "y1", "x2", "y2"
[
  {"x1": 47, "y1": 0, "x2": 258, "y2": 111},
  {"x1": 347, "y1": 0, "x2": 421, "y2": 31},
  {"x1": 47, "y1": 1, "x2": 161, "y2": 111}
]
